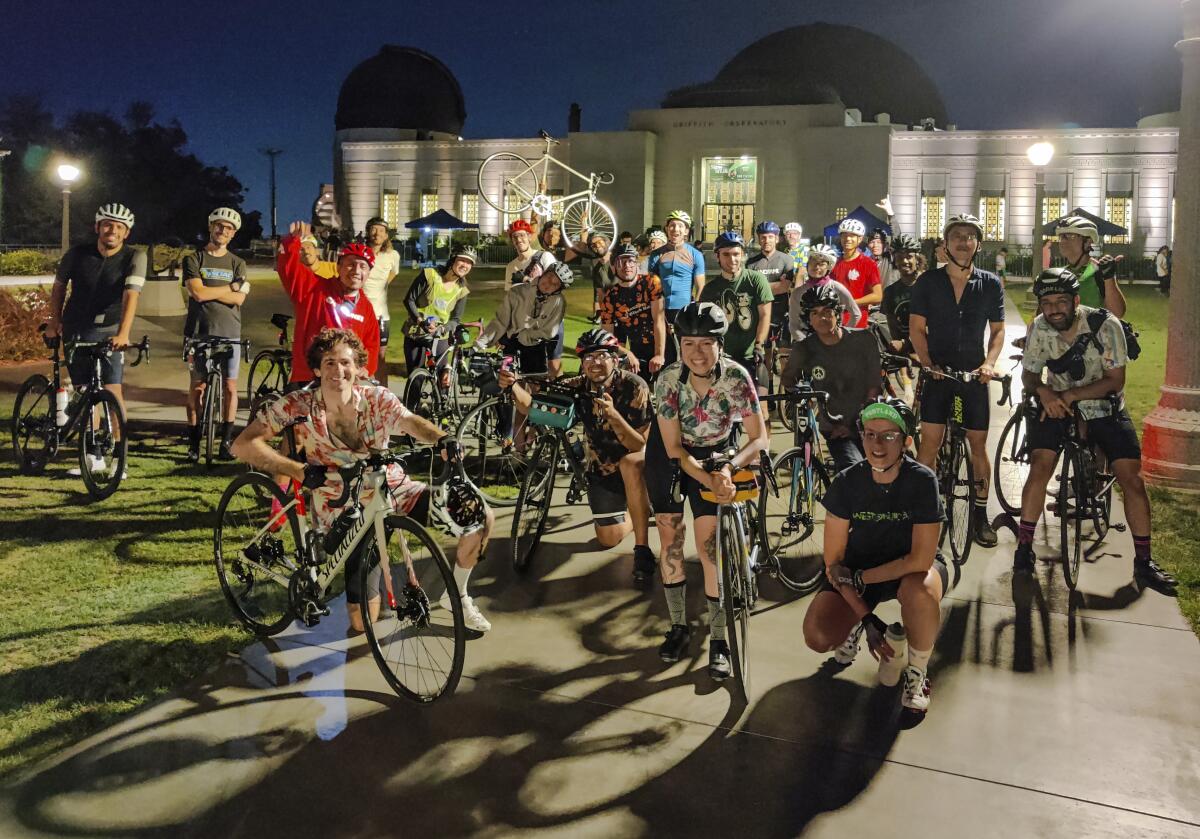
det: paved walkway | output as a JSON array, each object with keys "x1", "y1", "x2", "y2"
[{"x1": 1, "y1": 307, "x2": 1197, "y2": 838}]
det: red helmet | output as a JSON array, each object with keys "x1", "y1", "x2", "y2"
[
  {"x1": 338, "y1": 242, "x2": 375, "y2": 268},
  {"x1": 507, "y1": 219, "x2": 533, "y2": 236}
]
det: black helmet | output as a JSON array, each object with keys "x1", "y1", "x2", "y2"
[
  {"x1": 856, "y1": 396, "x2": 917, "y2": 437},
  {"x1": 1033, "y1": 267, "x2": 1081, "y2": 298},
  {"x1": 673, "y1": 301, "x2": 727, "y2": 339},
  {"x1": 868, "y1": 227, "x2": 889, "y2": 244},
  {"x1": 612, "y1": 243, "x2": 639, "y2": 260},
  {"x1": 891, "y1": 233, "x2": 921, "y2": 253},
  {"x1": 429, "y1": 474, "x2": 488, "y2": 536},
  {"x1": 797, "y1": 283, "x2": 844, "y2": 319}
]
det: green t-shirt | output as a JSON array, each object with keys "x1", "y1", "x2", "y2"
[
  {"x1": 698, "y1": 268, "x2": 774, "y2": 361},
  {"x1": 1076, "y1": 262, "x2": 1104, "y2": 309}
]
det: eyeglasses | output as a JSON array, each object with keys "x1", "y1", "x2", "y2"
[
  {"x1": 582, "y1": 352, "x2": 615, "y2": 364},
  {"x1": 862, "y1": 429, "x2": 904, "y2": 443},
  {"x1": 948, "y1": 231, "x2": 979, "y2": 243}
]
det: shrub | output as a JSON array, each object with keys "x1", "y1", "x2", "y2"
[
  {"x1": 0, "y1": 250, "x2": 58, "y2": 276},
  {"x1": 0, "y1": 287, "x2": 51, "y2": 362}
]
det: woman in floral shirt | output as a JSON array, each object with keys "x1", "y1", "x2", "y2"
[{"x1": 645, "y1": 302, "x2": 769, "y2": 682}]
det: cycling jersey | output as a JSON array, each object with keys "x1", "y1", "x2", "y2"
[
  {"x1": 648, "y1": 242, "x2": 705, "y2": 310},
  {"x1": 654, "y1": 359, "x2": 760, "y2": 447},
  {"x1": 908, "y1": 266, "x2": 1004, "y2": 371},
  {"x1": 276, "y1": 235, "x2": 380, "y2": 382},
  {"x1": 746, "y1": 249, "x2": 795, "y2": 326},
  {"x1": 55, "y1": 243, "x2": 147, "y2": 334},
  {"x1": 599, "y1": 274, "x2": 663, "y2": 357},
  {"x1": 697, "y1": 269, "x2": 773, "y2": 362},
  {"x1": 182, "y1": 249, "x2": 249, "y2": 340},
  {"x1": 788, "y1": 243, "x2": 810, "y2": 273},
  {"x1": 361, "y1": 248, "x2": 401, "y2": 322},
  {"x1": 1022, "y1": 304, "x2": 1128, "y2": 420},
  {"x1": 830, "y1": 253, "x2": 880, "y2": 329}
]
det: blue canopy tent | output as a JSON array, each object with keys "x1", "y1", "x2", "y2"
[
  {"x1": 404, "y1": 208, "x2": 479, "y2": 266},
  {"x1": 822, "y1": 205, "x2": 892, "y2": 241}
]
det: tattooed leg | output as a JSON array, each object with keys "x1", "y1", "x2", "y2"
[
  {"x1": 656, "y1": 513, "x2": 686, "y2": 584},
  {"x1": 694, "y1": 515, "x2": 719, "y2": 598}
]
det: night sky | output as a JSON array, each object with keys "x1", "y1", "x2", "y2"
[{"x1": 1, "y1": 0, "x2": 1182, "y2": 229}]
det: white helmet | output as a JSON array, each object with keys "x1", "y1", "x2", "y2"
[
  {"x1": 647, "y1": 228, "x2": 667, "y2": 244},
  {"x1": 784, "y1": 222, "x2": 803, "y2": 235},
  {"x1": 838, "y1": 218, "x2": 866, "y2": 236},
  {"x1": 1054, "y1": 215, "x2": 1099, "y2": 243},
  {"x1": 943, "y1": 213, "x2": 984, "y2": 241},
  {"x1": 208, "y1": 207, "x2": 242, "y2": 231},
  {"x1": 807, "y1": 243, "x2": 839, "y2": 266},
  {"x1": 95, "y1": 203, "x2": 135, "y2": 230}
]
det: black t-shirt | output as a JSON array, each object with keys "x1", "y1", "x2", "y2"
[
  {"x1": 882, "y1": 278, "x2": 916, "y2": 341},
  {"x1": 908, "y1": 266, "x2": 1004, "y2": 370},
  {"x1": 56, "y1": 243, "x2": 147, "y2": 334},
  {"x1": 746, "y1": 250, "x2": 795, "y2": 322},
  {"x1": 822, "y1": 457, "x2": 945, "y2": 570},
  {"x1": 785, "y1": 328, "x2": 880, "y2": 438}
]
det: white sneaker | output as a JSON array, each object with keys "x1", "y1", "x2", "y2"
[
  {"x1": 440, "y1": 592, "x2": 491, "y2": 633},
  {"x1": 67, "y1": 455, "x2": 106, "y2": 477},
  {"x1": 901, "y1": 665, "x2": 931, "y2": 712},
  {"x1": 833, "y1": 622, "x2": 864, "y2": 665}
]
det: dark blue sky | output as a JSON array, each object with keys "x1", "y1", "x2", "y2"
[{"x1": 1, "y1": 0, "x2": 1182, "y2": 229}]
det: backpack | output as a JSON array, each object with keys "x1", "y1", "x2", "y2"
[{"x1": 1087, "y1": 308, "x2": 1141, "y2": 362}]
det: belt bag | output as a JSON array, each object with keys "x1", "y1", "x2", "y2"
[{"x1": 529, "y1": 392, "x2": 575, "y2": 430}]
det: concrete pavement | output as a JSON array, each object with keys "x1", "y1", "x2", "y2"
[{"x1": 1, "y1": 305, "x2": 1197, "y2": 838}]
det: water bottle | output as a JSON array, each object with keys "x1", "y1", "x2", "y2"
[
  {"x1": 55, "y1": 385, "x2": 73, "y2": 427},
  {"x1": 323, "y1": 503, "x2": 363, "y2": 555},
  {"x1": 877, "y1": 622, "x2": 907, "y2": 687}
]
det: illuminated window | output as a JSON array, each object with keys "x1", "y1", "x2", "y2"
[
  {"x1": 834, "y1": 207, "x2": 848, "y2": 223},
  {"x1": 1042, "y1": 195, "x2": 1067, "y2": 227},
  {"x1": 459, "y1": 190, "x2": 479, "y2": 225},
  {"x1": 978, "y1": 195, "x2": 1005, "y2": 241},
  {"x1": 1104, "y1": 196, "x2": 1132, "y2": 244},
  {"x1": 920, "y1": 195, "x2": 945, "y2": 240},
  {"x1": 420, "y1": 190, "x2": 439, "y2": 217},
  {"x1": 381, "y1": 192, "x2": 400, "y2": 231}
]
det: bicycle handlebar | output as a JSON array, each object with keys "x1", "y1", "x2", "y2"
[{"x1": 701, "y1": 448, "x2": 778, "y2": 498}]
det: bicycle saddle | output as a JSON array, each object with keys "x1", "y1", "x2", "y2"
[
  {"x1": 271, "y1": 313, "x2": 293, "y2": 330},
  {"x1": 538, "y1": 129, "x2": 559, "y2": 144}
]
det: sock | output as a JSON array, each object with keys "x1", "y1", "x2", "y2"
[
  {"x1": 908, "y1": 645, "x2": 932, "y2": 674},
  {"x1": 1018, "y1": 518, "x2": 1037, "y2": 546},
  {"x1": 974, "y1": 481, "x2": 989, "y2": 513},
  {"x1": 187, "y1": 424, "x2": 200, "y2": 448},
  {"x1": 664, "y1": 580, "x2": 687, "y2": 626},
  {"x1": 1132, "y1": 534, "x2": 1152, "y2": 564},
  {"x1": 706, "y1": 596, "x2": 726, "y2": 642},
  {"x1": 220, "y1": 421, "x2": 234, "y2": 445},
  {"x1": 453, "y1": 564, "x2": 472, "y2": 598}
]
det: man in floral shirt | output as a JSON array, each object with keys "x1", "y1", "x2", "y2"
[
  {"x1": 599, "y1": 243, "x2": 666, "y2": 386},
  {"x1": 233, "y1": 328, "x2": 497, "y2": 633}
]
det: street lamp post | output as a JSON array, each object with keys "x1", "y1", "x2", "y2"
[
  {"x1": 260, "y1": 148, "x2": 283, "y2": 239},
  {"x1": 1026, "y1": 142, "x2": 1054, "y2": 280},
  {"x1": 56, "y1": 163, "x2": 81, "y2": 252}
]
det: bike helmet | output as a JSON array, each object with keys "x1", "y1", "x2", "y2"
[
  {"x1": 797, "y1": 283, "x2": 844, "y2": 319},
  {"x1": 665, "y1": 210, "x2": 692, "y2": 228},
  {"x1": 857, "y1": 396, "x2": 917, "y2": 437},
  {"x1": 783, "y1": 222, "x2": 803, "y2": 235},
  {"x1": 364, "y1": 216, "x2": 389, "y2": 232},
  {"x1": 673, "y1": 301, "x2": 728, "y2": 339},
  {"x1": 647, "y1": 227, "x2": 667, "y2": 244},
  {"x1": 507, "y1": 219, "x2": 533, "y2": 236},
  {"x1": 714, "y1": 231, "x2": 746, "y2": 252},
  {"x1": 550, "y1": 261, "x2": 575, "y2": 288},
  {"x1": 95, "y1": 203, "x2": 135, "y2": 230},
  {"x1": 838, "y1": 218, "x2": 866, "y2": 236},
  {"x1": 451, "y1": 245, "x2": 478, "y2": 265},
  {"x1": 208, "y1": 207, "x2": 242, "y2": 231},
  {"x1": 807, "y1": 243, "x2": 839, "y2": 267},
  {"x1": 1032, "y1": 266, "x2": 1081, "y2": 298},
  {"x1": 867, "y1": 227, "x2": 888, "y2": 245},
  {"x1": 541, "y1": 219, "x2": 561, "y2": 232},
  {"x1": 576, "y1": 327, "x2": 621, "y2": 356},
  {"x1": 429, "y1": 474, "x2": 488, "y2": 537},
  {"x1": 890, "y1": 233, "x2": 921, "y2": 253},
  {"x1": 755, "y1": 220, "x2": 780, "y2": 236},
  {"x1": 612, "y1": 243, "x2": 639, "y2": 260},
  {"x1": 1054, "y1": 215, "x2": 1100, "y2": 243},
  {"x1": 338, "y1": 242, "x2": 375, "y2": 268},
  {"x1": 943, "y1": 213, "x2": 984, "y2": 240}
]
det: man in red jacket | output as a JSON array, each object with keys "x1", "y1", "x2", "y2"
[{"x1": 277, "y1": 220, "x2": 381, "y2": 383}]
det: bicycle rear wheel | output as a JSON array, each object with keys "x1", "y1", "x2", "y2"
[
  {"x1": 560, "y1": 197, "x2": 617, "y2": 251},
  {"x1": 202, "y1": 374, "x2": 220, "y2": 468},
  {"x1": 214, "y1": 471, "x2": 300, "y2": 635},
  {"x1": 941, "y1": 438, "x2": 975, "y2": 566},
  {"x1": 1090, "y1": 450, "x2": 1113, "y2": 548},
  {"x1": 477, "y1": 152, "x2": 538, "y2": 213},
  {"x1": 993, "y1": 410, "x2": 1029, "y2": 517},
  {"x1": 361, "y1": 515, "x2": 465, "y2": 703},
  {"x1": 720, "y1": 507, "x2": 751, "y2": 703},
  {"x1": 456, "y1": 397, "x2": 528, "y2": 507},
  {"x1": 512, "y1": 434, "x2": 558, "y2": 574},
  {"x1": 759, "y1": 447, "x2": 829, "y2": 593},
  {"x1": 79, "y1": 390, "x2": 127, "y2": 500},
  {"x1": 12, "y1": 374, "x2": 56, "y2": 475},
  {"x1": 1059, "y1": 452, "x2": 1084, "y2": 590}
]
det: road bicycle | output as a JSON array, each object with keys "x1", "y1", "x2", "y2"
[
  {"x1": 403, "y1": 322, "x2": 481, "y2": 425},
  {"x1": 213, "y1": 449, "x2": 466, "y2": 703},
  {"x1": 992, "y1": 349, "x2": 1035, "y2": 517},
  {"x1": 186, "y1": 336, "x2": 250, "y2": 468},
  {"x1": 757, "y1": 386, "x2": 834, "y2": 594},
  {"x1": 246, "y1": 313, "x2": 292, "y2": 414},
  {"x1": 478, "y1": 129, "x2": 618, "y2": 249},
  {"x1": 12, "y1": 328, "x2": 150, "y2": 499},
  {"x1": 454, "y1": 353, "x2": 538, "y2": 507},
  {"x1": 917, "y1": 367, "x2": 1012, "y2": 566}
]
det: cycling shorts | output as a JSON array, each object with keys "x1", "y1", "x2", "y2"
[
  {"x1": 918, "y1": 375, "x2": 989, "y2": 431},
  {"x1": 188, "y1": 341, "x2": 241, "y2": 381},
  {"x1": 818, "y1": 554, "x2": 949, "y2": 607},
  {"x1": 67, "y1": 327, "x2": 124, "y2": 387},
  {"x1": 1025, "y1": 407, "x2": 1141, "y2": 463},
  {"x1": 587, "y1": 469, "x2": 628, "y2": 526},
  {"x1": 644, "y1": 423, "x2": 726, "y2": 520}
]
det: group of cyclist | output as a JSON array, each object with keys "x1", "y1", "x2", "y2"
[{"x1": 39, "y1": 195, "x2": 1178, "y2": 716}]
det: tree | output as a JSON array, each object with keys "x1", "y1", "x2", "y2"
[{"x1": 0, "y1": 95, "x2": 263, "y2": 247}]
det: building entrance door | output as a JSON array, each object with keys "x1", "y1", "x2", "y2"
[{"x1": 703, "y1": 204, "x2": 754, "y2": 244}]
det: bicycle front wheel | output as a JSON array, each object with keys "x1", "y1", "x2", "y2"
[
  {"x1": 214, "y1": 472, "x2": 300, "y2": 635},
  {"x1": 12, "y1": 374, "x2": 56, "y2": 475},
  {"x1": 202, "y1": 375, "x2": 220, "y2": 469},
  {"x1": 720, "y1": 507, "x2": 751, "y2": 703},
  {"x1": 941, "y1": 438, "x2": 975, "y2": 566},
  {"x1": 79, "y1": 390, "x2": 127, "y2": 500},
  {"x1": 512, "y1": 434, "x2": 558, "y2": 574},
  {"x1": 246, "y1": 350, "x2": 286, "y2": 415},
  {"x1": 1059, "y1": 452, "x2": 1084, "y2": 590},
  {"x1": 478, "y1": 152, "x2": 538, "y2": 213},
  {"x1": 361, "y1": 515, "x2": 465, "y2": 703},
  {"x1": 403, "y1": 369, "x2": 437, "y2": 423},
  {"x1": 993, "y1": 410, "x2": 1029, "y2": 517},
  {"x1": 560, "y1": 197, "x2": 617, "y2": 251},
  {"x1": 760, "y1": 448, "x2": 829, "y2": 593},
  {"x1": 456, "y1": 397, "x2": 528, "y2": 507}
]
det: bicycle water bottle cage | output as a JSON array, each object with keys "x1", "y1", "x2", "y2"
[{"x1": 529, "y1": 392, "x2": 575, "y2": 430}]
